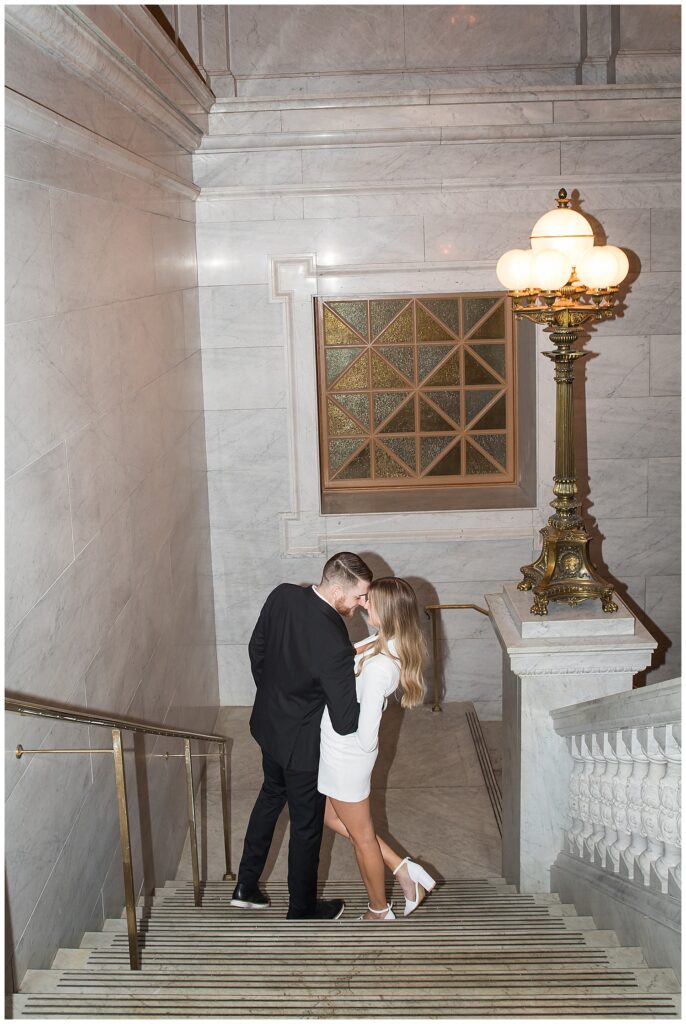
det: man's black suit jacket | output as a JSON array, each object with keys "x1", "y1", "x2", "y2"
[{"x1": 248, "y1": 583, "x2": 360, "y2": 771}]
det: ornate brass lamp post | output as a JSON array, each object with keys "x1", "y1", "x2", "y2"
[{"x1": 496, "y1": 189, "x2": 629, "y2": 616}]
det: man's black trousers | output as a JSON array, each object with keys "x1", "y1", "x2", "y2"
[{"x1": 236, "y1": 749, "x2": 325, "y2": 916}]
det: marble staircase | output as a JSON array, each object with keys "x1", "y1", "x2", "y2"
[{"x1": 12, "y1": 878, "x2": 680, "y2": 1017}]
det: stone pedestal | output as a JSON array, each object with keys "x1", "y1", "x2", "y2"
[{"x1": 486, "y1": 584, "x2": 657, "y2": 893}]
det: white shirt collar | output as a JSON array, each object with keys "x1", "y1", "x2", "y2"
[{"x1": 312, "y1": 584, "x2": 336, "y2": 610}]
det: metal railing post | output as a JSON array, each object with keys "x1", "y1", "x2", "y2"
[
  {"x1": 219, "y1": 741, "x2": 235, "y2": 881},
  {"x1": 112, "y1": 728, "x2": 139, "y2": 970},
  {"x1": 184, "y1": 738, "x2": 201, "y2": 907},
  {"x1": 428, "y1": 608, "x2": 442, "y2": 713}
]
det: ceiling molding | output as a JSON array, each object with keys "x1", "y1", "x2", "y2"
[{"x1": 6, "y1": 5, "x2": 204, "y2": 153}]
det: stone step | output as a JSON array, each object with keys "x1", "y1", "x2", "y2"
[
  {"x1": 606, "y1": 947, "x2": 649, "y2": 967},
  {"x1": 581, "y1": 930, "x2": 621, "y2": 947},
  {"x1": 15, "y1": 877, "x2": 676, "y2": 1019},
  {"x1": 12, "y1": 991, "x2": 680, "y2": 1017},
  {"x1": 18, "y1": 965, "x2": 679, "y2": 995},
  {"x1": 78, "y1": 933, "x2": 116, "y2": 949},
  {"x1": 561, "y1": 916, "x2": 599, "y2": 931},
  {"x1": 49, "y1": 950, "x2": 90, "y2": 971},
  {"x1": 545, "y1": 904, "x2": 578, "y2": 917}
]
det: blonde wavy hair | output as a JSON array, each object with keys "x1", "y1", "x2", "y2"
[{"x1": 356, "y1": 577, "x2": 426, "y2": 708}]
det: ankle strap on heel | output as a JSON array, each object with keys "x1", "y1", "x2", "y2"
[
  {"x1": 367, "y1": 902, "x2": 393, "y2": 914},
  {"x1": 392, "y1": 857, "x2": 410, "y2": 876}
]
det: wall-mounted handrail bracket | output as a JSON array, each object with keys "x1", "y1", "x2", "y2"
[{"x1": 424, "y1": 603, "x2": 490, "y2": 712}]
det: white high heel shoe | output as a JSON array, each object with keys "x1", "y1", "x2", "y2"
[
  {"x1": 393, "y1": 857, "x2": 436, "y2": 916},
  {"x1": 357, "y1": 901, "x2": 396, "y2": 921}
]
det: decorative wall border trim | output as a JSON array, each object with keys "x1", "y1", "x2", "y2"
[
  {"x1": 200, "y1": 119, "x2": 680, "y2": 155},
  {"x1": 269, "y1": 254, "x2": 537, "y2": 558},
  {"x1": 197, "y1": 171, "x2": 679, "y2": 202},
  {"x1": 6, "y1": 89, "x2": 200, "y2": 200},
  {"x1": 5, "y1": 5, "x2": 204, "y2": 153},
  {"x1": 210, "y1": 83, "x2": 680, "y2": 114}
]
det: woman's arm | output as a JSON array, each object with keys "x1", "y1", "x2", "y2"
[{"x1": 356, "y1": 660, "x2": 395, "y2": 753}]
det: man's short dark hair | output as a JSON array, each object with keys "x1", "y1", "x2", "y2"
[{"x1": 321, "y1": 552, "x2": 373, "y2": 588}]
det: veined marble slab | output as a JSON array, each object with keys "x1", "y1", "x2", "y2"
[{"x1": 503, "y1": 581, "x2": 635, "y2": 639}]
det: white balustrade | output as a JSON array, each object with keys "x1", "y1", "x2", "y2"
[{"x1": 552, "y1": 682, "x2": 681, "y2": 898}]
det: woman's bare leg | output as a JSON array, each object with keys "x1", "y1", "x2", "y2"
[
  {"x1": 324, "y1": 798, "x2": 422, "y2": 902},
  {"x1": 325, "y1": 798, "x2": 400, "y2": 867},
  {"x1": 329, "y1": 796, "x2": 388, "y2": 918}
]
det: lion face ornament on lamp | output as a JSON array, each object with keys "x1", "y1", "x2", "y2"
[{"x1": 496, "y1": 189, "x2": 629, "y2": 616}]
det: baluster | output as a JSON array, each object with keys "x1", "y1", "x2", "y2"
[
  {"x1": 598, "y1": 732, "x2": 618, "y2": 868},
  {"x1": 622, "y1": 728, "x2": 650, "y2": 880},
  {"x1": 636, "y1": 727, "x2": 667, "y2": 888},
  {"x1": 608, "y1": 730, "x2": 633, "y2": 874},
  {"x1": 577, "y1": 733, "x2": 595, "y2": 859},
  {"x1": 587, "y1": 733, "x2": 607, "y2": 863},
  {"x1": 567, "y1": 734, "x2": 585, "y2": 855},
  {"x1": 654, "y1": 724, "x2": 681, "y2": 895}
]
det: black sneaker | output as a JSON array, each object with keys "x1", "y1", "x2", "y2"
[
  {"x1": 230, "y1": 882, "x2": 270, "y2": 909},
  {"x1": 286, "y1": 898, "x2": 345, "y2": 920}
]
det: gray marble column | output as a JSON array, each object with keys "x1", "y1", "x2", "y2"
[{"x1": 487, "y1": 583, "x2": 657, "y2": 893}]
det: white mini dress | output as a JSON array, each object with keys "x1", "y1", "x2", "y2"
[{"x1": 318, "y1": 636, "x2": 400, "y2": 803}]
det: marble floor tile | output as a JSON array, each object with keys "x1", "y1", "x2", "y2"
[{"x1": 176, "y1": 703, "x2": 502, "y2": 886}]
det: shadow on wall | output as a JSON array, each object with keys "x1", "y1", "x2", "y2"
[
  {"x1": 6, "y1": 877, "x2": 16, "y2": 999},
  {"x1": 570, "y1": 235, "x2": 672, "y2": 685}
]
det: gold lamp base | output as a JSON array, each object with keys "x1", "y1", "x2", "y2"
[{"x1": 518, "y1": 521, "x2": 618, "y2": 616}]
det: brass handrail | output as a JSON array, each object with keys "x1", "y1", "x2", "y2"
[
  {"x1": 5, "y1": 696, "x2": 226, "y2": 743},
  {"x1": 424, "y1": 603, "x2": 490, "y2": 713},
  {"x1": 5, "y1": 694, "x2": 235, "y2": 970}
]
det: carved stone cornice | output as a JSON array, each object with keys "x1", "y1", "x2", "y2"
[
  {"x1": 115, "y1": 5, "x2": 215, "y2": 111},
  {"x1": 5, "y1": 88, "x2": 199, "y2": 200},
  {"x1": 5, "y1": 5, "x2": 204, "y2": 153}
]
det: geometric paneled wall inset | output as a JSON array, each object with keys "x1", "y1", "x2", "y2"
[{"x1": 315, "y1": 294, "x2": 516, "y2": 491}]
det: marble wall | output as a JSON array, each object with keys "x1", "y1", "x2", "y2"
[
  {"x1": 5, "y1": 7, "x2": 218, "y2": 983},
  {"x1": 181, "y1": 4, "x2": 681, "y2": 96},
  {"x1": 194, "y1": 10, "x2": 680, "y2": 715}
]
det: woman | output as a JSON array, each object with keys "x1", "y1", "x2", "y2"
[{"x1": 318, "y1": 576, "x2": 436, "y2": 921}]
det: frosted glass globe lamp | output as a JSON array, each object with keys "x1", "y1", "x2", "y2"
[{"x1": 495, "y1": 188, "x2": 630, "y2": 617}]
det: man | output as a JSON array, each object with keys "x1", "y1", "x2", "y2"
[{"x1": 231, "y1": 552, "x2": 373, "y2": 920}]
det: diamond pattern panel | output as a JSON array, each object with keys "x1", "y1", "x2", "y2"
[
  {"x1": 326, "y1": 347, "x2": 363, "y2": 385},
  {"x1": 472, "y1": 394, "x2": 506, "y2": 429},
  {"x1": 465, "y1": 389, "x2": 500, "y2": 425},
  {"x1": 463, "y1": 297, "x2": 498, "y2": 335},
  {"x1": 471, "y1": 432, "x2": 507, "y2": 468},
  {"x1": 333, "y1": 352, "x2": 369, "y2": 391},
  {"x1": 374, "y1": 305, "x2": 414, "y2": 345},
  {"x1": 426, "y1": 440, "x2": 463, "y2": 476},
  {"x1": 371, "y1": 300, "x2": 410, "y2": 339},
  {"x1": 470, "y1": 303, "x2": 506, "y2": 340},
  {"x1": 335, "y1": 444, "x2": 371, "y2": 479},
  {"x1": 329, "y1": 438, "x2": 364, "y2": 473},
  {"x1": 422, "y1": 298, "x2": 460, "y2": 335},
  {"x1": 470, "y1": 343, "x2": 506, "y2": 379},
  {"x1": 425, "y1": 390, "x2": 460, "y2": 426},
  {"x1": 416, "y1": 304, "x2": 453, "y2": 342},
  {"x1": 380, "y1": 398, "x2": 415, "y2": 433},
  {"x1": 375, "y1": 444, "x2": 410, "y2": 478},
  {"x1": 377, "y1": 346, "x2": 414, "y2": 383},
  {"x1": 381, "y1": 436, "x2": 417, "y2": 472},
  {"x1": 328, "y1": 301, "x2": 368, "y2": 339},
  {"x1": 464, "y1": 351, "x2": 500, "y2": 386},
  {"x1": 466, "y1": 440, "x2": 501, "y2": 475},
  {"x1": 323, "y1": 307, "x2": 364, "y2": 345},
  {"x1": 334, "y1": 392, "x2": 370, "y2": 429},
  {"x1": 374, "y1": 391, "x2": 410, "y2": 429}
]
